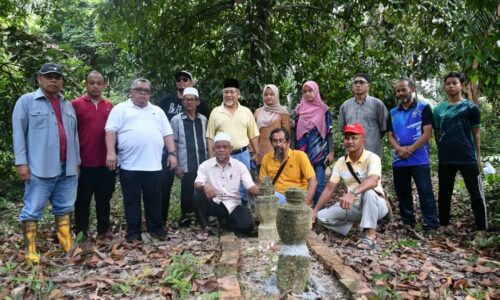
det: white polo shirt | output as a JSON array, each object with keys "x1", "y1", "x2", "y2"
[{"x1": 105, "y1": 99, "x2": 173, "y2": 171}]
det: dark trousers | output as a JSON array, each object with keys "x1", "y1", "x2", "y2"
[
  {"x1": 393, "y1": 165, "x2": 439, "y2": 230},
  {"x1": 120, "y1": 169, "x2": 166, "y2": 239},
  {"x1": 161, "y1": 152, "x2": 176, "y2": 224},
  {"x1": 180, "y1": 172, "x2": 197, "y2": 224},
  {"x1": 74, "y1": 166, "x2": 116, "y2": 235},
  {"x1": 438, "y1": 163, "x2": 488, "y2": 230},
  {"x1": 193, "y1": 190, "x2": 254, "y2": 234}
]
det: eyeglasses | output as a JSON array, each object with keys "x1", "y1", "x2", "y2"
[
  {"x1": 183, "y1": 97, "x2": 198, "y2": 102},
  {"x1": 353, "y1": 80, "x2": 368, "y2": 85},
  {"x1": 271, "y1": 138, "x2": 287, "y2": 144},
  {"x1": 132, "y1": 88, "x2": 151, "y2": 94},
  {"x1": 176, "y1": 77, "x2": 190, "y2": 83}
]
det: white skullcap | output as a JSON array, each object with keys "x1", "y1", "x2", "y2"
[
  {"x1": 183, "y1": 87, "x2": 199, "y2": 98},
  {"x1": 213, "y1": 132, "x2": 231, "y2": 144}
]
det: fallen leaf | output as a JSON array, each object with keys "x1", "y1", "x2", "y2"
[
  {"x1": 193, "y1": 278, "x2": 219, "y2": 293},
  {"x1": 160, "y1": 286, "x2": 172, "y2": 297},
  {"x1": 452, "y1": 279, "x2": 469, "y2": 289},
  {"x1": 474, "y1": 265, "x2": 495, "y2": 273},
  {"x1": 418, "y1": 271, "x2": 428, "y2": 280},
  {"x1": 48, "y1": 288, "x2": 64, "y2": 299}
]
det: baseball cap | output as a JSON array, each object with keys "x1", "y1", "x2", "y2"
[
  {"x1": 175, "y1": 70, "x2": 192, "y2": 80},
  {"x1": 183, "y1": 87, "x2": 199, "y2": 98},
  {"x1": 38, "y1": 63, "x2": 63, "y2": 76},
  {"x1": 343, "y1": 123, "x2": 365, "y2": 135}
]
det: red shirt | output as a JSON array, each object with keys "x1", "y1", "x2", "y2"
[
  {"x1": 49, "y1": 97, "x2": 67, "y2": 161},
  {"x1": 72, "y1": 95, "x2": 113, "y2": 167}
]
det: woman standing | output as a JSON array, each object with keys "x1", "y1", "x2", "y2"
[
  {"x1": 294, "y1": 81, "x2": 334, "y2": 206},
  {"x1": 254, "y1": 84, "x2": 291, "y2": 163}
]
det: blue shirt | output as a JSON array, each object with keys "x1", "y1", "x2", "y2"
[
  {"x1": 388, "y1": 100, "x2": 433, "y2": 167},
  {"x1": 13, "y1": 88, "x2": 80, "y2": 177}
]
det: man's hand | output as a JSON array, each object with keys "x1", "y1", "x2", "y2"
[
  {"x1": 77, "y1": 165, "x2": 81, "y2": 177},
  {"x1": 311, "y1": 210, "x2": 318, "y2": 224},
  {"x1": 251, "y1": 152, "x2": 260, "y2": 164},
  {"x1": 397, "y1": 146, "x2": 413, "y2": 159},
  {"x1": 325, "y1": 152, "x2": 335, "y2": 166},
  {"x1": 175, "y1": 167, "x2": 184, "y2": 179},
  {"x1": 339, "y1": 192, "x2": 355, "y2": 210},
  {"x1": 17, "y1": 164, "x2": 30, "y2": 182},
  {"x1": 167, "y1": 155, "x2": 177, "y2": 170},
  {"x1": 203, "y1": 184, "x2": 217, "y2": 199},
  {"x1": 106, "y1": 153, "x2": 117, "y2": 171}
]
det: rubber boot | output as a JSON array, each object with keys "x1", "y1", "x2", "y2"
[
  {"x1": 23, "y1": 221, "x2": 40, "y2": 263},
  {"x1": 55, "y1": 215, "x2": 72, "y2": 253}
]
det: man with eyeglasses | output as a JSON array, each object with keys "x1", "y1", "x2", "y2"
[
  {"x1": 158, "y1": 70, "x2": 210, "y2": 226},
  {"x1": 13, "y1": 63, "x2": 80, "y2": 262},
  {"x1": 259, "y1": 128, "x2": 317, "y2": 205},
  {"x1": 206, "y1": 78, "x2": 260, "y2": 206},
  {"x1": 338, "y1": 73, "x2": 388, "y2": 158},
  {"x1": 105, "y1": 78, "x2": 177, "y2": 242}
]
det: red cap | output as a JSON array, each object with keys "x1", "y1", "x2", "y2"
[{"x1": 343, "y1": 123, "x2": 365, "y2": 135}]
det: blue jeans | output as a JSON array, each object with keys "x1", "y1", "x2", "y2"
[
  {"x1": 393, "y1": 165, "x2": 439, "y2": 230},
  {"x1": 19, "y1": 163, "x2": 78, "y2": 221},
  {"x1": 231, "y1": 149, "x2": 251, "y2": 206},
  {"x1": 313, "y1": 164, "x2": 326, "y2": 206}
]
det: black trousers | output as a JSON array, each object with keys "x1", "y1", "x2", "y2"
[
  {"x1": 180, "y1": 172, "x2": 197, "y2": 224},
  {"x1": 193, "y1": 190, "x2": 254, "y2": 234},
  {"x1": 120, "y1": 169, "x2": 166, "y2": 239},
  {"x1": 74, "y1": 166, "x2": 116, "y2": 235},
  {"x1": 161, "y1": 152, "x2": 176, "y2": 224},
  {"x1": 438, "y1": 163, "x2": 488, "y2": 230}
]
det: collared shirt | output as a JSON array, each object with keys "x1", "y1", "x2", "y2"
[
  {"x1": 171, "y1": 112, "x2": 208, "y2": 173},
  {"x1": 338, "y1": 95, "x2": 388, "y2": 158},
  {"x1": 12, "y1": 88, "x2": 80, "y2": 177},
  {"x1": 105, "y1": 99, "x2": 172, "y2": 171},
  {"x1": 388, "y1": 100, "x2": 433, "y2": 167},
  {"x1": 259, "y1": 149, "x2": 316, "y2": 193},
  {"x1": 195, "y1": 157, "x2": 255, "y2": 213},
  {"x1": 433, "y1": 99, "x2": 480, "y2": 164},
  {"x1": 330, "y1": 149, "x2": 384, "y2": 196},
  {"x1": 206, "y1": 103, "x2": 259, "y2": 150},
  {"x1": 72, "y1": 95, "x2": 113, "y2": 167}
]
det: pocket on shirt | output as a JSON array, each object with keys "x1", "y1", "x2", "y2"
[
  {"x1": 29, "y1": 111, "x2": 49, "y2": 129},
  {"x1": 65, "y1": 112, "x2": 77, "y2": 128}
]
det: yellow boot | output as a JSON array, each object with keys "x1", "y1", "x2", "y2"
[
  {"x1": 23, "y1": 221, "x2": 40, "y2": 263},
  {"x1": 55, "y1": 215, "x2": 72, "y2": 253}
]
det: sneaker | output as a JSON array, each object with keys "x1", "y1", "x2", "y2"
[
  {"x1": 126, "y1": 233, "x2": 142, "y2": 243},
  {"x1": 150, "y1": 232, "x2": 168, "y2": 241}
]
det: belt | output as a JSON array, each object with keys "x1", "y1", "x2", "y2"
[{"x1": 231, "y1": 146, "x2": 248, "y2": 155}]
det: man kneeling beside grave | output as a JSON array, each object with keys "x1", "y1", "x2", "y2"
[
  {"x1": 193, "y1": 132, "x2": 260, "y2": 240},
  {"x1": 312, "y1": 123, "x2": 392, "y2": 250}
]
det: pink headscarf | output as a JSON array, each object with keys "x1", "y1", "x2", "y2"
[{"x1": 295, "y1": 81, "x2": 329, "y2": 139}]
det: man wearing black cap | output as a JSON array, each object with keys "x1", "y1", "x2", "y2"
[
  {"x1": 206, "y1": 78, "x2": 260, "y2": 206},
  {"x1": 338, "y1": 73, "x2": 388, "y2": 158},
  {"x1": 12, "y1": 63, "x2": 80, "y2": 262},
  {"x1": 158, "y1": 71, "x2": 211, "y2": 226}
]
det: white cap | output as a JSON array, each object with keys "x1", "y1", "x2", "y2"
[
  {"x1": 214, "y1": 132, "x2": 231, "y2": 144},
  {"x1": 183, "y1": 87, "x2": 199, "y2": 98}
]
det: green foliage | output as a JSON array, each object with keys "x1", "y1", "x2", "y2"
[
  {"x1": 10, "y1": 270, "x2": 56, "y2": 299},
  {"x1": 380, "y1": 238, "x2": 420, "y2": 259},
  {"x1": 163, "y1": 253, "x2": 199, "y2": 298}
]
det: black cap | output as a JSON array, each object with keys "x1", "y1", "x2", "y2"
[
  {"x1": 223, "y1": 78, "x2": 239, "y2": 89},
  {"x1": 353, "y1": 72, "x2": 371, "y2": 83},
  {"x1": 39, "y1": 63, "x2": 64, "y2": 76},
  {"x1": 175, "y1": 70, "x2": 192, "y2": 80}
]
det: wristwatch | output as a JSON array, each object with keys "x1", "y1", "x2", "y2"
[{"x1": 168, "y1": 151, "x2": 177, "y2": 157}]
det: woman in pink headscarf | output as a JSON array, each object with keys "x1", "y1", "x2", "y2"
[
  {"x1": 254, "y1": 84, "x2": 291, "y2": 163},
  {"x1": 293, "y1": 81, "x2": 334, "y2": 206}
]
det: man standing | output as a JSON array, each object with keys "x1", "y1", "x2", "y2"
[
  {"x1": 158, "y1": 70, "x2": 210, "y2": 225},
  {"x1": 313, "y1": 124, "x2": 390, "y2": 250},
  {"x1": 206, "y1": 78, "x2": 260, "y2": 205},
  {"x1": 72, "y1": 71, "x2": 116, "y2": 239},
  {"x1": 434, "y1": 72, "x2": 487, "y2": 232},
  {"x1": 13, "y1": 63, "x2": 79, "y2": 262},
  {"x1": 338, "y1": 73, "x2": 388, "y2": 158},
  {"x1": 170, "y1": 87, "x2": 208, "y2": 226},
  {"x1": 193, "y1": 132, "x2": 259, "y2": 240},
  {"x1": 387, "y1": 79, "x2": 439, "y2": 232},
  {"x1": 105, "y1": 78, "x2": 177, "y2": 242},
  {"x1": 259, "y1": 128, "x2": 317, "y2": 205}
]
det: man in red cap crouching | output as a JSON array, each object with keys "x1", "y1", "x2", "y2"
[{"x1": 312, "y1": 123, "x2": 391, "y2": 250}]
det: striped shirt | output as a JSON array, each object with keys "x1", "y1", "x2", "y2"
[{"x1": 171, "y1": 112, "x2": 208, "y2": 173}]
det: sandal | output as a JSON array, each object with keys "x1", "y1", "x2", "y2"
[
  {"x1": 356, "y1": 236, "x2": 376, "y2": 250},
  {"x1": 196, "y1": 231, "x2": 209, "y2": 241}
]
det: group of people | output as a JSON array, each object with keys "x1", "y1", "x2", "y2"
[{"x1": 12, "y1": 63, "x2": 487, "y2": 262}]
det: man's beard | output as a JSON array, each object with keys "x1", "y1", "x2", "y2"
[
  {"x1": 274, "y1": 147, "x2": 285, "y2": 160},
  {"x1": 398, "y1": 95, "x2": 410, "y2": 104}
]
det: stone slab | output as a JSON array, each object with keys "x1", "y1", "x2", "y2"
[
  {"x1": 217, "y1": 275, "x2": 242, "y2": 300},
  {"x1": 307, "y1": 231, "x2": 376, "y2": 299}
]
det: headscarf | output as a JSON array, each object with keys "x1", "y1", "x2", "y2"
[
  {"x1": 256, "y1": 84, "x2": 289, "y2": 129},
  {"x1": 295, "y1": 81, "x2": 329, "y2": 139}
]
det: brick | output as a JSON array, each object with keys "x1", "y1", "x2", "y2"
[{"x1": 218, "y1": 275, "x2": 241, "y2": 300}]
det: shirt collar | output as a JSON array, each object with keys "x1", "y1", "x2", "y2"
[
  {"x1": 354, "y1": 95, "x2": 369, "y2": 105},
  {"x1": 397, "y1": 99, "x2": 417, "y2": 111},
  {"x1": 82, "y1": 94, "x2": 104, "y2": 103},
  {"x1": 34, "y1": 88, "x2": 63, "y2": 101},
  {"x1": 181, "y1": 112, "x2": 201, "y2": 120},
  {"x1": 212, "y1": 157, "x2": 233, "y2": 168},
  {"x1": 127, "y1": 98, "x2": 151, "y2": 109},
  {"x1": 345, "y1": 148, "x2": 366, "y2": 164},
  {"x1": 272, "y1": 148, "x2": 291, "y2": 161}
]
